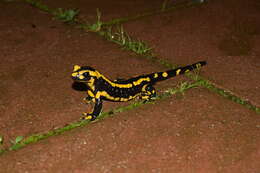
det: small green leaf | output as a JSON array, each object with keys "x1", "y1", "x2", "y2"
[
  {"x1": 54, "y1": 8, "x2": 79, "y2": 23},
  {"x1": 15, "y1": 136, "x2": 24, "y2": 144}
]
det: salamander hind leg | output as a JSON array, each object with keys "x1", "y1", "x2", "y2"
[{"x1": 140, "y1": 85, "x2": 156, "y2": 102}]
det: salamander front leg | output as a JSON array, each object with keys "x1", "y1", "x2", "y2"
[
  {"x1": 82, "y1": 98, "x2": 103, "y2": 121},
  {"x1": 83, "y1": 90, "x2": 95, "y2": 104}
]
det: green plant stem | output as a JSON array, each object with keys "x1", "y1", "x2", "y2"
[
  {"x1": 2, "y1": 81, "x2": 201, "y2": 153},
  {"x1": 102, "y1": 0, "x2": 203, "y2": 26}
]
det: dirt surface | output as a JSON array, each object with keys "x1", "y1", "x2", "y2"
[
  {"x1": 124, "y1": 0, "x2": 260, "y2": 106},
  {"x1": 0, "y1": 0, "x2": 259, "y2": 173}
]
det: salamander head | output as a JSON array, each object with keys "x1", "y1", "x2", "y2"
[{"x1": 71, "y1": 65, "x2": 99, "y2": 83}]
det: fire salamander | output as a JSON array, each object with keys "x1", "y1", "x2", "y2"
[{"x1": 71, "y1": 61, "x2": 206, "y2": 121}]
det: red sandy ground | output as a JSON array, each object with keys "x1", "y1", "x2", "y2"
[{"x1": 0, "y1": 0, "x2": 259, "y2": 172}]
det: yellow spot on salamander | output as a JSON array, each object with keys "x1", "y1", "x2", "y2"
[
  {"x1": 73, "y1": 65, "x2": 81, "y2": 72},
  {"x1": 100, "y1": 74, "x2": 133, "y2": 88},
  {"x1": 71, "y1": 72, "x2": 78, "y2": 77},
  {"x1": 115, "y1": 83, "x2": 133, "y2": 88},
  {"x1": 176, "y1": 69, "x2": 181, "y2": 75},
  {"x1": 114, "y1": 97, "x2": 120, "y2": 101},
  {"x1": 162, "y1": 72, "x2": 168, "y2": 78},
  {"x1": 96, "y1": 91, "x2": 117, "y2": 101},
  {"x1": 87, "y1": 90, "x2": 95, "y2": 98},
  {"x1": 141, "y1": 95, "x2": 149, "y2": 100},
  {"x1": 142, "y1": 85, "x2": 147, "y2": 92},
  {"x1": 120, "y1": 98, "x2": 129, "y2": 101},
  {"x1": 84, "y1": 115, "x2": 92, "y2": 120},
  {"x1": 185, "y1": 69, "x2": 190, "y2": 73},
  {"x1": 133, "y1": 77, "x2": 150, "y2": 86},
  {"x1": 154, "y1": 73, "x2": 158, "y2": 78}
]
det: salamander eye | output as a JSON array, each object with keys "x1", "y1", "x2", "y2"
[{"x1": 83, "y1": 72, "x2": 91, "y2": 80}]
